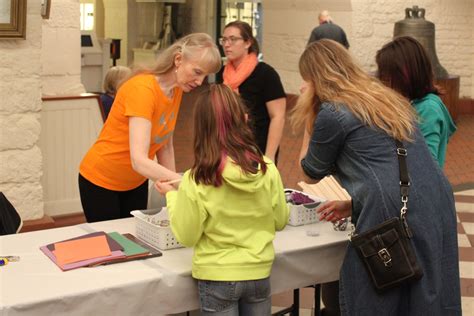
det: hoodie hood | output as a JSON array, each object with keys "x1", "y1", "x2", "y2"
[
  {"x1": 414, "y1": 93, "x2": 457, "y2": 137},
  {"x1": 221, "y1": 157, "x2": 272, "y2": 193},
  {"x1": 412, "y1": 93, "x2": 456, "y2": 167},
  {"x1": 433, "y1": 95, "x2": 457, "y2": 138}
]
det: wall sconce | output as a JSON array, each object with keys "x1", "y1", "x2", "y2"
[{"x1": 41, "y1": 0, "x2": 51, "y2": 19}]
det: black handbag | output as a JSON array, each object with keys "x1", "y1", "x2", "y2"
[{"x1": 350, "y1": 141, "x2": 423, "y2": 293}]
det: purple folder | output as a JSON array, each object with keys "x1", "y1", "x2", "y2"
[{"x1": 46, "y1": 231, "x2": 123, "y2": 252}]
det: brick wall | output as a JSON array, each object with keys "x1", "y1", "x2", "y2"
[{"x1": 263, "y1": 0, "x2": 474, "y2": 98}]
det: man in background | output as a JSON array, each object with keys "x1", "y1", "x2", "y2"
[{"x1": 307, "y1": 10, "x2": 350, "y2": 49}]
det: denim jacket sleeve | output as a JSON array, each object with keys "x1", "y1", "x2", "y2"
[{"x1": 301, "y1": 104, "x2": 346, "y2": 180}]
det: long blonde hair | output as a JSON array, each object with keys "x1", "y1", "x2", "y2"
[
  {"x1": 134, "y1": 33, "x2": 221, "y2": 76},
  {"x1": 291, "y1": 39, "x2": 416, "y2": 141}
]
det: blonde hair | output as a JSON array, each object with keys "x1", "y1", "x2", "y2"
[
  {"x1": 291, "y1": 39, "x2": 416, "y2": 141},
  {"x1": 103, "y1": 66, "x2": 132, "y2": 94},
  {"x1": 134, "y1": 33, "x2": 221, "y2": 76}
]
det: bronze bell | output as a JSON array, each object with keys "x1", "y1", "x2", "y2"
[{"x1": 394, "y1": 5, "x2": 448, "y2": 79}]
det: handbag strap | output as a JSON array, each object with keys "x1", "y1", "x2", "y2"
[{"x1": 395, "y1": 140, "x2": 413, "y2": 238}]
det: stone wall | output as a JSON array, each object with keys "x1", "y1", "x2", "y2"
[
  {"x1": 352, "y1": 0, "x2": 473, "y2": 98},
  {"x1": 42, "y1": 0, "x2": 84, "y2": 95},
  {"x1": 0, "y1": 2, "x2": 44, "y2": 220},
  {"x1": 0, "y1": 0, "x2": 85, "y2": 221},
  {"x1": 262, "y1": 0, "x2": 474, "y2": 98}
]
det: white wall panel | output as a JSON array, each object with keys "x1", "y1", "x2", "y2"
[{"x1": 40, "y1": 97, "x2": 103, "y2": 216}]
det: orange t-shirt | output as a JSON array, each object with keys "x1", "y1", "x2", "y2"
[{"x1": 80, "y1": 74, "x2": 183, "y2": 191}]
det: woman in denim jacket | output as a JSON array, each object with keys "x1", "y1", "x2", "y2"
[{"x1": 291, "y1": 40, "x2": 461, "y2": 315}]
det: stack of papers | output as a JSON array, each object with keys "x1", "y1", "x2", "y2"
[
  {"x1": 40, "y1": 231, "x2": 161, "y2": 271},
  {"x1": 298, "y1": 176, "x2": 351, "y2": 201}
]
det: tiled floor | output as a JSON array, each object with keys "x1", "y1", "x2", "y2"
[
  {"x1": 456, "y1": 189, "x2": 474, "y2": 313},
  {"x1": 173, "y1": 94, "x2": 474, "y2": 314},
  {"x1": 445, "y1": 115, "x2": 474, "y2": 186}
]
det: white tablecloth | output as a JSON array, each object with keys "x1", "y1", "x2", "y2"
[{"x1": 0, "y1": 218, "x2": 348, "y2": 315}]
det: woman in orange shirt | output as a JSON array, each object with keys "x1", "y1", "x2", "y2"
[{"x1": 79, "y1": 33, "x2": 221, "y2": 223}]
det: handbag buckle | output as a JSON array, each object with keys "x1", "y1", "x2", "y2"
[
  {"x1": 397, "y1": 148, "x2": 407, "y2": 156},
  {"x1": 378, "y1": 248, "x2": 392, "y2": 267}
]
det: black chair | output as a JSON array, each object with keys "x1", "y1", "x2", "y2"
[{"x1": 0, "y1": 192, "x2": 22, "y2": 235}]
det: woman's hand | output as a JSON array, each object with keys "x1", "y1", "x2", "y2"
[
  {"x1": 317, "y1": 200, "x2": 352, "y2": 222},
  {"x1": 129, "y1": 117, "x2": 181, "y2": 182},
  {"x1": 154, "y1": 180, "x2": 177, "y2": 195}
]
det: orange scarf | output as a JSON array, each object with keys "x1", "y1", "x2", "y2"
[{"x1": 223, "y1": 53, "x2": 258, "y2": 92}]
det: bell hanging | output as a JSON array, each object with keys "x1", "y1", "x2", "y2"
[{"x1": 393, "y1": 5, "x2": 448, "y2": 79}]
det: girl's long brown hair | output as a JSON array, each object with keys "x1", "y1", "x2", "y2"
[
  {"x1": 192, "y1": 84, "x2": 267, "y2": 187},
  {"x1": 376, "y1": 36, "x2": 439, "y2": 100},
  {"x1": 291, "y1": 39, "x2": 416, "y2": 141}
]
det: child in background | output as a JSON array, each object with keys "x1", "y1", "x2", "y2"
[
  {"x1": 155, "y1": 84, "x2": 289, "y2": 316},
  {"x1": 100, "y1": 65, "x2": 131, "y2": 120},
  {"x1": 376, "y1": 36, "x2": 456, "y2": 167}
]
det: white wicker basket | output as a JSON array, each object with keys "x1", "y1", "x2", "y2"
[
  {"x1": 131, "y1": 209, "x2": 183, "y2": 250},
  {"x1": 285, "y1": 189, "x2": 325, "y2": 226}
]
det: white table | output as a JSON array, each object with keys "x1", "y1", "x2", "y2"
[{"x1": 0, "y1": 218, "x2": 348, "y2": 315}]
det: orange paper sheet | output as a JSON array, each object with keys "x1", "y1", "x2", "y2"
[{"x1": 53, "y1": 235, "x2": 112, "y2": 266}]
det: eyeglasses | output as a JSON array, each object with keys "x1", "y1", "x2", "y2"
[{"x1": 218, "y1": 36, "x2": 244, "y2": 46}]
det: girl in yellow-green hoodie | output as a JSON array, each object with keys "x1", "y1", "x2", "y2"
[{"x1": 155, "y1": 84, "x2": 289, "y2": 316}]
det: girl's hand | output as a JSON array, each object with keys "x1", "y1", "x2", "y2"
[
  {"x1": 317, "y1": 200, "x2": 352, "y2": 223},
  {"x1": 154, "y1": 180, "x2": 176, "y2": 195}
]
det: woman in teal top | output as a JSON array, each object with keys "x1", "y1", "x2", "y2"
[{"x1": 376, "y1": 36, "x2": 456, "y2": 167}]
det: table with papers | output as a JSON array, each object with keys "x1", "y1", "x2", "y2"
[{"x1": 0, "y1": 218, "x2": 348, "y2": 315}]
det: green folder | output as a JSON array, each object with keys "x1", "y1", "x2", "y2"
[{"x1": 107, "y1": 232, "x2": 149, "y2": 256}]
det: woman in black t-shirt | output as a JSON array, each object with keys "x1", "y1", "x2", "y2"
[{"x1": 217, "y1": 21, "x2": 286, "y2": 164}]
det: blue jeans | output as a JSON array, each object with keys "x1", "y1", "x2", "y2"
[{"x1": 197, "y1": 278, "x2": 271, "y2": 316}]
